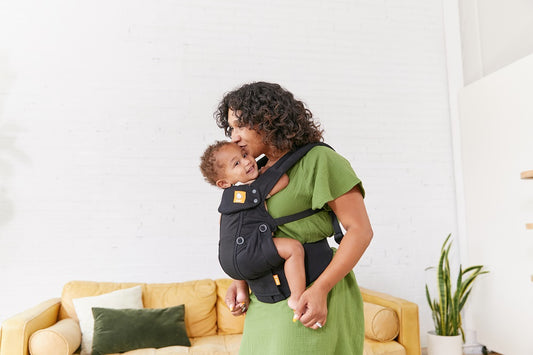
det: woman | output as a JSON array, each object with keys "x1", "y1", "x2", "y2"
[{"x1": 214, "y1": 82, "x2": 373, "y2": 354}]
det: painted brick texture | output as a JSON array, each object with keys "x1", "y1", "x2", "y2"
[{"x1": 0, "y1": 0, "x2": 457, "y2": 343}]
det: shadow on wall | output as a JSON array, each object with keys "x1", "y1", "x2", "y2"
[{"x1": 0, "y1": 53, "x2": 27, "y2": 229}]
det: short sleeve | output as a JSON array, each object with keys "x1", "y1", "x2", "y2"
[{"x1": 303, "y1": 146, "x2": 364, "y2": 209}]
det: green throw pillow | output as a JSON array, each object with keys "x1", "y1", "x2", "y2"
[{"x1": 91, "y1": 305, "x2": 191, "y2": 355}]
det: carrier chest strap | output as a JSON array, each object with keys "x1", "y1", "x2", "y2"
[
  {"x1": 273, "y1": 208, "x2": 344, "y2": 244},
  {"x1": 273, "y1": 208, "x2": 322, "y2": 226}
]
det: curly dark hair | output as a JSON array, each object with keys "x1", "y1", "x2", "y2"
[
  {"x1": 214, "y1": 82, "x2": 323, "y2": 152},
  {"x1": 199, "y1": 140, "x2": 231, "y2": 186}
]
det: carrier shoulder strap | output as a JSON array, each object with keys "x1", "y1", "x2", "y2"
[
  {"x1": 256, "y1": 142, "x2": 344, "y2": 244},
  {"x1": 257, "y1": 142, "x2": 332, "y2": 198}
]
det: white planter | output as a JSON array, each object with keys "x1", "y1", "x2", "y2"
[{"x1": 427, "y1": 331, "x2": 462, "y2": 355}]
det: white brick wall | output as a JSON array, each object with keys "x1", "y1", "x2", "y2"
[{"x1": 0, "y1": 0, "x2": 457, "y2": 345}]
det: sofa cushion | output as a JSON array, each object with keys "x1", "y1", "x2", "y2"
[
  {"x1": 215, "y1": 279, "x2": 245, "y2": 335},
  {"x1": 363, "y1": 338, "x2": 406, "y2": 355},
  {"x1": 189, "y1": 334, "x2": 242, "y2": 354},
  {"x1": 60, "y1": 280, "x2": 218, "y2": 339},
  {"x1": 91, "y1": 305, "x2": 190, "y2": 355},
  {"x1": 143, "y1": 280, "x2": 217, "y2": 338},
  {"x1": 60, "y1": 281, "x2": 143, "y2": 321},
  {"x1": 72, "y1": 286, "x2": 144, "y2": 355},
  {"x1": 107, "y1": 334, "x2": 243, "y2": 355},
  {"x1": 363, "y1": 302, "x2": 400, "y2": 342},
  {"x1": 28, "y1": 318, "x2": 81, "y2": 355}
]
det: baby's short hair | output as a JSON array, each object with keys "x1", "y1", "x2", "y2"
[{"x1": 200, "y1": 140, "x2": 232, "y2": 186}]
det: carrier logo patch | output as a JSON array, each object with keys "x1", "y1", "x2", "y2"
[{"x1": 233, "y1": 191, "x2": 246, "y2": 203}]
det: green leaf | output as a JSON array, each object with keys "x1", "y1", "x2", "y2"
[
  {"x1": 426, "y1": 285, "x2": 434, "y2": 312},
  {"x1": 426, "y1": 234, "x2": 489, "y2": 337}
]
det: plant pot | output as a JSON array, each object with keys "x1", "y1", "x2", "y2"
[{"x1": 427, "y1": 331, "x2": 462, "y2": 355}]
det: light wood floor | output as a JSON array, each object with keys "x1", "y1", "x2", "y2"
[{"x1": 421, "y1": 348, "x2": 502, "y2": 355}]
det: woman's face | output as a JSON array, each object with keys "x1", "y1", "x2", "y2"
[{"x1": 228, "y1": 109, "x2": 267, "y2": 158}]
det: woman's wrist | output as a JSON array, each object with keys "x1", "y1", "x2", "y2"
[{"x1": 310, "y1": 277, "x2": 334, "y2": 295}]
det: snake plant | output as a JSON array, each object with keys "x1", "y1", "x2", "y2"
[{"x1": 425, "y1": 234, "x2": 488, "y2": 341}]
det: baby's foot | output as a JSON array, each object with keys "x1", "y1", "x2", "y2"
[
  {"x1": 288, "y1": 295, "x2": 302, "y2": 322},
  {"x1": 292, "y1": 312, "x2": 300, "y2": 323},
  {"x1": 287, "y1": 296, "x2": 298, "y2": 311}
]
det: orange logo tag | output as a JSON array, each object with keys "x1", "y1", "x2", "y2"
[
  {"x1": 233, "y1": 191, "x2": 246, "y2": 203},
  {"x1": 273, "y1": 274, "x2": 281, "y2": 286}
]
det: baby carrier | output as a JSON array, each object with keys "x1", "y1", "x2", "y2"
[{"x1": 218, "y1": 142, "x2": 344, "y2": 303}]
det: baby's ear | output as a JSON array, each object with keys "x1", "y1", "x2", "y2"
[{"x1": 216, "y1": 179, "x2": 232, "y2": 189}]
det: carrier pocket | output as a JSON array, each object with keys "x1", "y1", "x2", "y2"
[{"x1": 234, "y1": 222, "x2": 283, "y2": 280}]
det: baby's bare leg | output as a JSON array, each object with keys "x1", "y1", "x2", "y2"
[{"x1": 272, "y1": 238, "x2": 305, "y2": 311}]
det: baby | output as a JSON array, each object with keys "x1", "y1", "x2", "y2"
[{"x1": 200, "y1": 141, "x2": 305, "y2": 312}]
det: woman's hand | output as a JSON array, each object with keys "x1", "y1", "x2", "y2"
[
  {"x1": 225, "y1": 280, "x2": 250, "y2": 316},
  {"x1": 293, "y1": 283, "x2": 328, "y2": 329}
]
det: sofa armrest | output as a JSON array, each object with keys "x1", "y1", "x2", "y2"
[
  {"x1": 0, "y1": 298, "x2": 61, "y2": 355},
  {"x1": 360, "y1": 287, "x2": 420, "y2": 355}
]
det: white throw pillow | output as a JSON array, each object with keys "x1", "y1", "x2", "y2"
[{"x1": 72, "y1": 286, "x2": 143, "y2": 355}]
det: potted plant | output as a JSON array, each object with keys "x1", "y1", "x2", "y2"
[{"x1": 425, "y1": 234, "x2": 488, "y2": 355}]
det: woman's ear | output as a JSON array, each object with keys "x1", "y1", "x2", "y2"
[{"x1": 216, "y1": 179, "x2": 232, "y2": 189}]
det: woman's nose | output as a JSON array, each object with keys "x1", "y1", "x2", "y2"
[{"x1": 231, "y1": 131, "x2": 240, "y2": 143}]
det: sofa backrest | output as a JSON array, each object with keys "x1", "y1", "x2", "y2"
[{"x1": 59, "y1": 279, "x2": 222, "y2": 338}]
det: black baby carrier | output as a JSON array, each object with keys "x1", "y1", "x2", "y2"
[{"x1": 218, "y1": 142, "x2": 343, "y2": 303}]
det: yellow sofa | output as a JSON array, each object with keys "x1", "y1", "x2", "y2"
[{"x1": 0, "y1": 279, "x2": 420, "y2": 355}]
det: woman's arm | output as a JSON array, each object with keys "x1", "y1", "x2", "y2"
[{"x1": 294, "y1": 186, "x2": 373, "y2": 328}]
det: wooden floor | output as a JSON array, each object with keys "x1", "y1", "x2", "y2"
[{"x1": 421, "y1": 348, "x2": 502, "y2": 355}]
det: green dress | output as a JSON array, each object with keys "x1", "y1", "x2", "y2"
[{"x1": 238, "y1": 146, "x2": 365, "y2": 355}]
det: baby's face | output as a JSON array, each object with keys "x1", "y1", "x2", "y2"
[{"x1": 218, "y1": 143, "x2": 259, "y2": 185}]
